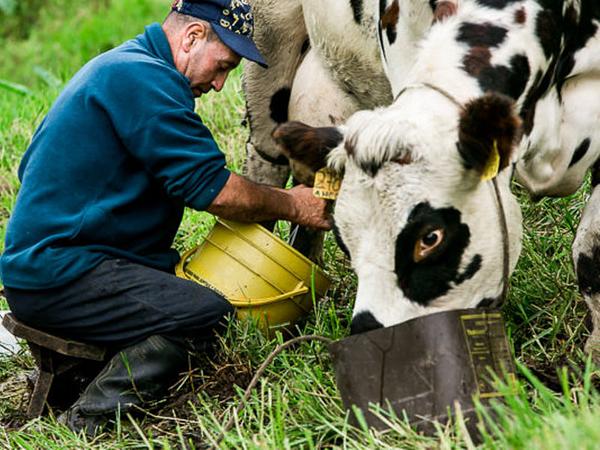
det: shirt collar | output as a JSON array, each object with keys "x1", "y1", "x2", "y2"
[{"x1": 139, "y1": 22, "x2": 176, "y2": 67}]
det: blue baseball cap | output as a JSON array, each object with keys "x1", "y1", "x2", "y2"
[{"x1": 171, "y1": 0, "x2": 268, "y2": 68}]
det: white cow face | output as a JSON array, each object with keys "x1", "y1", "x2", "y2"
[{"x1": 274, "y1": 93, "x2": 524, "y2": 334}]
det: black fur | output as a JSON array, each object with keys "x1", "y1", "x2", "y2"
[
  {"x1": 477, "y1": 297, "x2": 497, "y2": 308},
  {"x1": 569, "y1": 138, "x2": 591, "y2": 168},
  {"x1": 351, "y1": 311, "x2": 384, "y2": 335},
  {"x1": 577, "y1": 245, "x2": 600, "y2": 296},
  {"x1": 477, "y1": 54, "x2": 531, "y2": 100},
  {"x1": 592, "y1": 159, "x2": 600, "y2": 187},
  {"x1": 301, "y1": 38, "x2": 310, "y2": 55},
  {"x1": 535, "y1": 9, "x2": 561, "y2": 58},
  {"x1": 350, "y1": 0, "x2": 363, "y2": 23},
  {"x1": 269, "y1": 88, "x2": 291, "y2": 124},
  {"x1": 455, "y1": 254, "x2": 482, "y2": 285},
  {"x1": 332, "y1": 221, "x2": 351, "y2": 258},
  {"x1": 394, "y1": 203, "x2": 477, "y2": 305},
  {"x1": 476, "y1": 0, "x2": 520, "y2": 8},
  {"x1": 457, "y1": 22, "x2": 508, "y2": 48}
]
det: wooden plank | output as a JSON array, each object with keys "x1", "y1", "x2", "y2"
[{"x1": 2, "y1": 314, "x2": 106, "y2": 361}]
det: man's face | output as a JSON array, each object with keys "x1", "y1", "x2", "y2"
[
  {"x1": 185, "y1": 37, "x2": 240, "y2": 97},
  {"x1": 173, "y1": 22, "x2": 241, "y2": 97}
]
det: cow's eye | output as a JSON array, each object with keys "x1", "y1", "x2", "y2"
[{"x1": 413, "y1": 229, "x2": 445, "y2": 262}]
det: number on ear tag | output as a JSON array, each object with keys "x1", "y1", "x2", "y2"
[
  {"x1": 481, "y1": 140, "x2": 501, "y2": 181},
  {"x1": 313, "y1": 168, "x2": 342, "y2": 200}
]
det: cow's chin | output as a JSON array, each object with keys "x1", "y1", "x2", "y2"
[{"x1": 349, "y1": 284, "x2": 495, "y2": 335}]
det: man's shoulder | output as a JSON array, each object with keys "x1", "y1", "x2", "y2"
[
  {"x1": 84, "y1": 45, "x2": 190, "y2": 102},
  {"x1": 94, "y1": 42, "x2": 176, "y2": 80}
]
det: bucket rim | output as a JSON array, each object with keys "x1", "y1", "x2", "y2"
[{"x1": 217, "y1": 219, "x2": 330, "y2": 281}]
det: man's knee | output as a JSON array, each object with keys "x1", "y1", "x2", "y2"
[{"x1": 180, "y1": 281, "x2": 234, "y2": 328}]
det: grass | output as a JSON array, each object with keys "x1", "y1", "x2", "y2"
[{"x1": 1, "y1": 0, "x2": 599, "y2": 448}]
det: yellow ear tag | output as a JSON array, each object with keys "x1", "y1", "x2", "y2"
[
  {"x1": 481, "y1": 140, "x2": 501, "y2": 181},
  {"x1": 313, "y1": 168, "x2": 342, "y2": 200}
]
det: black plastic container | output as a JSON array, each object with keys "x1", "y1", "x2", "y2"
[{"x1": 329, "y1": 309, "x2": 514, "y2": 435}]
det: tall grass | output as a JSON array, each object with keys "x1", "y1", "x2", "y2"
[{"x1": 1, "y1": 1, "x2": 599, "y2": 448}]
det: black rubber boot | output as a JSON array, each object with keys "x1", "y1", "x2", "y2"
[{"x1": 59, "y1": 335, "x2": 188, "y2": 436}]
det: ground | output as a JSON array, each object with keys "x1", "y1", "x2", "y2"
[{"x1": 1, "y1": 1, "x2": 600, "y2": 449}]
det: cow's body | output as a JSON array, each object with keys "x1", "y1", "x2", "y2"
[{"x1": 244, "y1": 0, "x2": 600, "y2": 361}]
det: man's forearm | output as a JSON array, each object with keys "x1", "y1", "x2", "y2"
[
  {"x1": 207, "y1": 173, "x2": 331, "y2": 230},
  {"x1": 207, "y1": 173, "x2": 297, "y2": 223}
]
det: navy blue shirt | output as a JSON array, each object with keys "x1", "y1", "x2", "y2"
[{"x1": 0, "y1": 23, "x2": 231, "y2": 289}]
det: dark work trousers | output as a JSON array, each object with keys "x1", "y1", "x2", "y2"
[{"x1": 4, "y1": 259, "x2": 234, "y2": 351}]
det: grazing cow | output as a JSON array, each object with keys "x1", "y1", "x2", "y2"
[{"x1": 269, "y1": 0, "x2": 600, "y2": 362}]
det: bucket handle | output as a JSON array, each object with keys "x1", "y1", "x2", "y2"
[
  {"x1": 229, "y1": 283, "x2": 309, "y2": 306},
  {"x1": 175, "y1": 246, "x2": 197, "y2": 278},
  {"x1": 176, "y1": 247, "x2": 311, "y2": 306}
]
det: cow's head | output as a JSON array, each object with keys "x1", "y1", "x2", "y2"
[{"x1": 275, "y1": 91, "x2": 524, "y2": 334}]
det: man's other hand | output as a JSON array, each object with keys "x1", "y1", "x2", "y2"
[{"x1": 286, "y1": 185, "x2": 332, "y2": 231}]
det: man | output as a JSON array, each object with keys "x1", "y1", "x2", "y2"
[{"x1": 0, "y1": 0, "x2": 330, "y2": 434}]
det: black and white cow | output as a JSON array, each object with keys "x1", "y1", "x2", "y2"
[{"x1": 244, "y1": 0, "x2": 600, "y2": 361}]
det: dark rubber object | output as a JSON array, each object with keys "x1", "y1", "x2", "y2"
[{"x1": 329, "y1": 308, "x2": 514, "y2": 436}]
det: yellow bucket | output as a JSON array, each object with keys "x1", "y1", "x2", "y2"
[{"x1": 175, "y1": 219, "x2": 331, "y2": 334}]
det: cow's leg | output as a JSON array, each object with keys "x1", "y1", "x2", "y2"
[
  {"x1": 243, "y1": 0, "x2": 307, "y2": 187},
  {"x1": 573, "y1": 175, "x2": 600, "y2": 366}
]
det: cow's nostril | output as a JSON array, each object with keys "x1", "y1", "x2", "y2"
[{"x1": 350, "y1": 311, "x2": 384, "y2": 335}]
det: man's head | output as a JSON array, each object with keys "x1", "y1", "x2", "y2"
[{"x1": 163, "y1": 0, "x2": 267, "y2": 97}]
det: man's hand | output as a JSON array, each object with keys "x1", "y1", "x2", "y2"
[
  {"x1": 286, "y1": 185, "x2": 332, "y2": 231},
  {"x1": 207, "y1": 173, "x2": 332, "y2": 230}
]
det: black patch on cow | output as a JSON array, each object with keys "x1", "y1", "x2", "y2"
[
  {"x1": 455, "y1": 254, "x2": 482, "y2": 285},
  {"x1": 380, "y1": 0, "x2": 387, "y2": 16},
  {"x1": 395, "y1": 203, "x2": 475, "y2": 305},
  {"x1": 378, "y1": 0, "x2": 388, "y2": 60},
  {"x1": 332, "y1": 221, "x2": 351, "y2": 258},
  {"x1": 514, "y1": 7, "x2": 526, "y2": 24},
  {"x1": 475, "y1": 0, "x2": 520, "y2": 8},
  {"x1": 535, "y1": 10, "x2": 561, "y2": 59},
  {"x1": 350, "y1": 311, "x2": 384, "y2": 335},
  {"x1": 269, "y1": 88, "x2": 291, "y2": 124},
  {"x1": 350, "y1": 0, "x2": 363, "y2": 23},
  {"x1": 381, "y1": 0, "x2": 399, "y2": 45},
  {"x1": 301, "y1": 38, "x2": 310, "y2": 56},
  {"x1": 359, "y1": 159, "x2": 383, "y2": 177},
  {"x1": 476, "y1": 54, "x2": 531, "y2": 99},
  {"x1": 429, "y1": 0, "x2": 436, "y2": 11},
  {"x1": 577, "y1": 247, "x2": 600, "y2": 297},
  {"x1": 520, "y1": 69, "x2": 548, "y2": 135},
  {"x1": 386, "y1": 21, "x2": 397, "y2": 45},
  {"x1": 457, "y1": 22, "x2": 508, "y2": 48},
  {"x1": 569, "y1": 138, "x2": 592, "y2": 168},
  {"x1": 556, "y1": 4, "x2": 600, "y2": 93},
  {"x1": 592, "y1": 159, "x2": 600, "y2": 187},
  {"x1": 477, "y1": 297, "x2": 496, "y2": 308},
  {"x1": 463, "y1": 47, "x2": 492, "y2": 77}
]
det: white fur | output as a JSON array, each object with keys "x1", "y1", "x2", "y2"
[{"x1": 517, "y1": 76, "x2": 600, "y2": 197}]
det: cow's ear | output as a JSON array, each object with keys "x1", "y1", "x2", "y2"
[
  {"x1": 457, "y1": 93, "x2": 521, "y2": 180},
  {"x1": 272, "y1": 121, "x2": 344, "y2": 172}
]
